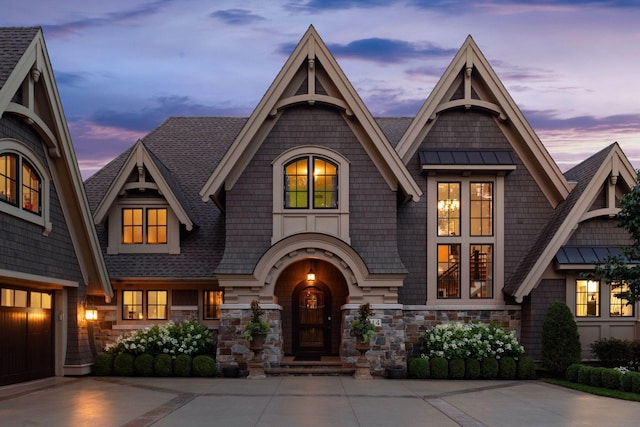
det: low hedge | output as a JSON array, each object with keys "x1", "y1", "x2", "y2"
[
  {"x1": 465, "y1": 358, "x2": 481, "y2": 379},
  {"x1": 407, "y1": 356, "x2": 533, "y2": 380},
  {"x1": 566, "y1": 364, "x2": 640, "y2": 394},
  {"x1": 134, "y1": 353, "x2": 155, "y2": 377},
  {"x1": 499, "y1": 357, "x2": 517, "y2": 380},
  {"x1": 517, "y1": 356, "x2": 537, "y2": 380},
  {"x1": 155, "y1": 354, "x2": 173, "y2": 377},
  {"x1": 113, "y1": 353, "x2": 135, "y2": 376},
  {"x1": 93, "y1": 353, "x2": 114, "y2": 376},
  {"x1": 192, "y1": 355, "x2": 216, "y2": 377},
  {"x1": 481, "y1": 358, "x2": 499, "y2": 379},
  {"x1": 174, "y1": 354, "x2": 192, "y2": 377},
  {"x1": 408, "y1": 358, "x2": 430, "y2": 379},
  {"x1": 449, "y1": 358, "x2": 465, "y2": 380}
]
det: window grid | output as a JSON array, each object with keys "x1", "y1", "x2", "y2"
[
  {"x1": 312, "y1": 157, "x2": 338, "y2": 209},
  {"x1": 576, "y1": 280, "x2": 599, "y2": 317},
  {"x1": 470, "y1": 182, "x2": 493, "y2": 236},
  {"x1": 284, "y1": 156, "x2": 339, "y2": 209},
  {"x1": 437, "y1": 182, "x2": 460, "y2": 236},
  {"x1": 204, "y1": 290, "x2": 223, "y2": 320},
  {"x1": 470, "y1": 244, "x2": 493, "y2": 298},
  {"x1": 0, "y1": 153, "x2": 41, "y2": 215},
  {"x1": 123, "y1": 290, "x2": 144, "y2": 320},
  {"x1": 284, "y1": 158, "x2": 309, "y2": 208},
  {"x1": 0, "y1": 154, "x2": 17, "y2": 205},
  {"x1": 147, "y1": 290, "x2": 168, "y2": 320},
  {"x1": 21, "y1": 161, "x2": 41, "y2": 214},
  {"x1": 146, "y1": 208, "x2": 168, "y2": 244},
  {"x1": 122, "y1": 208, "x2": 144, "y2": 244},
  {"x1": 437, "y1": 244, "x2": 461, "y2": 298},
  {"x1": 610, "y1": 282, "x2": 634, "y2": 317}
]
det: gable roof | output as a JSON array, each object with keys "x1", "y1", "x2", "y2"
[
  {"x1": 507, "y1": 142, "x2": 637, "y2": 301},
  {"x1": 396, "y1": 35, "x2": 571, "y2": 208},
  {"x1": 199, "y1": 25, "x2": 422, "y2": 206},
  {"x1": 0, "y1": 27, "x2": 112, "y2": 300},
  {"x1": 92, "y1": 139, "x2": 195, "y2": 230}
]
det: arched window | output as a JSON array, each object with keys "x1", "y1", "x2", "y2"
[
  {"x1": 0, "y1": 153, "x2": 41, "y2": 215},
  {"x1": 284, "y1": 156, "x2": 338, "y2": 209}
]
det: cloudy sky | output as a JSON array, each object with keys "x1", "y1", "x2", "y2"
[{"x1": 3, "y1": 0, "x2": 640, "y2": 178}]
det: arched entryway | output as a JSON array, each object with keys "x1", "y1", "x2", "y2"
[{"x1": 274, "y1": 259, "x2": 348, "y2": 357}]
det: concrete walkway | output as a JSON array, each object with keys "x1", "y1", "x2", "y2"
[{"x1": 1, "y1": 376, "x2": 639, "y2": 427}]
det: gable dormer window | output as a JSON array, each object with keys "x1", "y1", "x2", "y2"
[
  {"x1": 272, "y1": 147, "x2": 350, "y2": 244},
  {"x1": 121, "y1": 208, "x2": 168, "y2": 245},
  {"x1": 284, "y1": 156, "x2": 338, "y2": 209}
]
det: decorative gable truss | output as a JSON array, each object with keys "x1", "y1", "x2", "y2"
[
  {"x1": 0, "y1": 28, "x2": 112, "y2": 300},
  {"x1": 396, "y1": 35, "x2": 571, "y2": 208},
  {"x1": 512, "y1": 143, "x2": 637, "y2": 302},
  {"x1": 200, "y1": 25, "x2": 422, "y2": 210},
  {"x1": 93, "y1": 140, "x2": 194, "y2": 254}
]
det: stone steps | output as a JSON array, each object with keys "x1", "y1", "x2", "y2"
[{"x1": 265, "y1": 358, "x2": 356, "y2": 376}]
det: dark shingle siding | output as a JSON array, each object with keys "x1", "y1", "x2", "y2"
[{"x1": 0, "y1": 115, "x2": 84, "y2": 284}]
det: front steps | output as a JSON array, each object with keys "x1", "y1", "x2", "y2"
[{"x1": 265, "y1": 356, "x2": 356, "y2": 376}]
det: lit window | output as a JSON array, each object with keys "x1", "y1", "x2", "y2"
[
  {"x1": 470, "y1": 182, "x2": 492, "y2": 236},
  {"x1": 437, "y1": 183, "x2": 460, "y2": 236},
  {"x1": 610, "y1": 282, "x2": 634, "y2": 317},
  {"x1": 0, "y1": 154, "x2": 17, "y2": 205},
  {"x1": 470, "y1": 244, "x2": 493, "y2": 298},
  {"x1": 147, "y1": 290, "x2": 167, "y2": 320},
  {"x1": 0, "y1": 153, "x2": 41, "y2": 214},
  {"x1": 122, "y1": 208, "x2": 143, "y2": 244},
  {"x1": 284, "y1": 156, "x2": 338, "y2": 209},
  {"x1": 123, "y1": 290, "x2": 143, "y2": 320},
  {"x1": 438, "y1": 244, "x2": 460, "y2": 298},
  {"x1": 204, "y1": 290, "x2": 223, "y2": 320},
  {"x1": 30, "y1": 291, "x2": 52, "y2": 309},
  {"x1": 147, "y1": 209, "x2": 167, "y2": 244},
  {"x1": 576, "y1": 280, "x2": 599, "y2": 317}
]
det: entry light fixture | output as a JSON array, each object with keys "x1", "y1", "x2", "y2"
[
  {"x1": 307, "y1": 262, "x2": 316, "y2": 282},
  {"x1": 83, "y1": 296, "x2": 98, "y2": 321}
]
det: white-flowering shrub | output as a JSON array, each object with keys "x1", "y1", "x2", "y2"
[
  {"x1": 105, "y1": 319, "x2": 213, "y2": 358},
  {"x1": 422, "y1": 322, "x2": 524, "y2": 360}
]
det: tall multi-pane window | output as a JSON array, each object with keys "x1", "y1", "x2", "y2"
[
  {"x1": 470, "y1": 182, "x2": 492, "y2": 236},
  {"x1": 204, "y1": 290, "x2": 223, "y2": 320},
  {"x1": 437, "y1": 183, "x2": 460, "y2": 236},
  {"x1": 437, "y1": 244, "x2": 460, "y2": 298},
  {"x1": 123, "y1": 290, "x2": 143, "y2": 319},
  {"x1": 610, "y1": 282, "x2": 634, "y2": 317},
  {"x1": 0, "y1": 153, "x2": 41, "y2": 214},
  {"x1": 147, "y1": 290, "x2": 167, "y2": 320},
  {"x1": 147, "y1": 209, "x2": 167, "y2": 244},
  {"x1": 470, "y1": 244, "x2": 493, "y2": 298},
  {"x1": 122, "y1": 208, "x2": 143, "y2": 244},
  {"x1": 576, "y1": 280, "x2": 599, "y2": 317},
  {"x1": 284, "y1": 156, "x2": 338, "y2": 209}
]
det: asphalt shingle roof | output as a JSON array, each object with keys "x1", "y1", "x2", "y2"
[{"x1": 0, "y1": 27, "x2": 39, "y2": 91}]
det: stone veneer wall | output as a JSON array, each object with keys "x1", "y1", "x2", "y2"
[{"x1": 216, "y1": 304, "x2": 283, "y2": 368}]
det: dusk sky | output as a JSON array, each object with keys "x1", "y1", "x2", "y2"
[{"x1": 3, "y1": 0, "x2": 640, "y2": 179}]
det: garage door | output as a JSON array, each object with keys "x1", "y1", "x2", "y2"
[{"x1": 0, "y1": 287, "x2": 54, "y2": 386}]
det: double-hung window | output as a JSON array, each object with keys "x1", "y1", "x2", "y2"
[{"x1": 435, "y1": 180, "x2": 495, "y2": 300}]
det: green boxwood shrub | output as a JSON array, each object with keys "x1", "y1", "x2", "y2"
[
  {"x1": 541, "y1": 302, "x2": 581, "y2": 376},
  {"x1": 621, "y1": 371, "x2": 636, "y2": 392},
  {"x1": 481, "y1": 358, "x2": 499, "y2": 379},
  {"x1": 430, "y1": 357, "x2": 448, "y2": 379},
  {"x1": 499, "y1": 357, "x2": 517, "y2": 380},
  {"x1": 134, "y1": 353, "x2": 154, "y2": 377},
  {"x1": 632, "y1": 372, "x2": 640, "y2": 394},
  {"x1": 113, "y1": 353, "x2": 135, "y2": 376},
  {"x1": 174, "y1": 354, "x2": 192, "y2": 377},
  {"x1": 92, "y1": 353, "x2": 114, "y2": 376},
  {"x1": 465, "y1": 358, "x2": 481, "y2": 379},
  {"x1": 577, "y1": 365, "x2": 593, "y2": 385},
  {"x1": 602, "y1": 368, "x2": 622, "y2": 390},
  {"x1": 590, "y1": 338, "x2": 631, "y2": 368},
  {"x1": 154, "y1": 354, "x2": 173, "y2": 377},
  {"x1": 565, "y1": 364, "x2": 581, "y2": 382},
  {"x1": 449, "y1": 358, "x2": 465, "y2": 379},
  {"x1": 192, "y1": 355, "x2": 216, "y2": 377},
  {"x1": 408, "y1": 358, "x2": 430, "y2": 379},
  {"x1": 517, "y1": 356, "x2": 537, "y2": 380},
  {"x1": 590, "y1": 367, "x2": 605, "y2": 387}
]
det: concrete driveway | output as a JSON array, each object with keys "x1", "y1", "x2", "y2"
[{"x1": 1, "y1": 376, "x2": 639, "y2": 426}]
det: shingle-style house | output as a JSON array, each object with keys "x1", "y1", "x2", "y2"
[
  {"x1": 83, "y1": 26, "x2": 638, "y2": 374},
  {"x1": 0, "y1": 27, "x2": 113, "y2": 385}
]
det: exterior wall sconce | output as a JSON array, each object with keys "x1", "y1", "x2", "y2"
[{"x1": 85, "y1": 308, "x2": 98, "y2": 321}]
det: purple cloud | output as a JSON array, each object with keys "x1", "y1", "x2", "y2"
[{"x1": 210, "y1": 9, "x2": 266, "y2": 25}]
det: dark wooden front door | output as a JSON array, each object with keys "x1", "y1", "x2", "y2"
[{"x1": 292, "y1": 283, "x2": 331, "y2": 357}]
